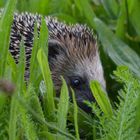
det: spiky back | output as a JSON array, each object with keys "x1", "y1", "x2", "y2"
[{"x1": 0, "y1": 11, "x2": 97, "y2": 80}]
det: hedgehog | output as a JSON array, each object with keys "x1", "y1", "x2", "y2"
[{"x1": 6, "y1": 11, "x2": 106, "y2": 112}]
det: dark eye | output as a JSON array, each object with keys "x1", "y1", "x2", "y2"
[{"x1": 70, "y1": 77, "x2": 82, "y2": 88}]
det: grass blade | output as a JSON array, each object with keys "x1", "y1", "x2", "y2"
[
  {"x1": 16, "y1": 41, "x2": 26, "y2": 91},
  {"x1": 37, "y1": 17, "x2": 55, "y2": 118},
  {"x1": 79, "y1": 0, "x2": 96, "y2": 29},
  {"x1": 57, "y1": 77, "x2": 69, "y2": 139},
  {"x1": 101, "y1": 0, "x2": 119, "y2": 18},
  {"x1": 29, "y1": 23, "x2": 40, "y2": 84},
  {"x1": 38, "y1": 17, "x2": 48, "y2": 55},
  {"x1": 20, "y1": 106, "x2": 38, "y2": 140},
  {"x1": 9, "y1": 41, "x2": 26, "y2": 140},
  {"x1": 116, "y1": 0, "x2": 126, "y2": 39},
  {"x1": 7, "y1": 52, "x2": 17, "y2": 80},
  {"x1": 128, "y1": 0, "x2": 140, "y2": 36},
  {"x1": 37, "y1": 48, "x2": 55, "y2": 118},
  {"x1": 9, "y1": 95, "x2": 17, "y2": 140},
  {"x1": 90, "y1": 81, "x2": 113, "y2": 117},
  {"x1": 0, "y1": 0, "x2": 17, "y2": 76},
  {"x1": 71, "y1": 88, "x2": 80, "y2": 140}
]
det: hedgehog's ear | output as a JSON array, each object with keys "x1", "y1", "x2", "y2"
[{"x1": 48, "y1": 39, "x2": 64, "y2": 59}]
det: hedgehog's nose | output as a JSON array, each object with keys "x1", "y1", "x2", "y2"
[
  {"x1": 79, "y1": 90, "x2": 95, "y2": 113},
  {"x1": 78, "y1": 101, "x2": 92, "y2": 113}
]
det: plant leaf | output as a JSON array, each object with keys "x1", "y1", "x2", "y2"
[
  {"x1": 0, "y1": 0, "x2": 17, "y2": 76},
  {"x1": 37, "y1": 48, "x2": 55, "y2": 119},
  {"x1": 94, "y1": 17, "x2": 140, "y2": 78},
  {"x1": 57, "y1": 77, "x2": 69, "y2": 139},
  {"x1": 71, "y1": 88, "x2": 80, "y2": 140},
  {"x1": 101, "y1": 0, "x2": 119, "y2": 18},
  {"x1": 90, "y1": 80, "x2": 113, "y2": 117}
]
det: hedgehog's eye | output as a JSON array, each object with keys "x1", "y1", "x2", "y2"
[{"x1": 70, "y1": 77, "x2": 82, "y2": 88}]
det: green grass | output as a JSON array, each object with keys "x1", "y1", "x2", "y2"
[{"x1": 0, "y1": 0, "x2": 140, "y2": 139}]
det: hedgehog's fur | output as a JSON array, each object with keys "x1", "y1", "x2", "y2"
[{"x1": 4, "y1": 11, "x2": 106, "y2": 112}]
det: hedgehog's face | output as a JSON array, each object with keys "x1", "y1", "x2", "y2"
[
  {"x1": 68, "y1": 56, "x2": 106, "y2": 113},
  {"x1": 48, "y1": 27, "x2": 106, "y2": 113}
]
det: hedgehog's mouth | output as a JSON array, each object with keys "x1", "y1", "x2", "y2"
[
  {"x1": 69, "y1": 89, "x2": 95, "y2": 113},
  {"x1": 77, "y1": 101, "x2": 92, "y2": 113}
]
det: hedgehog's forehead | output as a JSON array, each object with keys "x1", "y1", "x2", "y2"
[
  {"x1": 70, "y1": 57, "x2": 97, "y2": 78},
  {"x1": 69, "y1": 55, "x2": 105, "y2": 86}
]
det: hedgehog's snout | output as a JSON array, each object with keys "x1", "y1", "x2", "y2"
[
  {"x1": 76, "y1": 89, "x2": 95, "y2": 113},
  {"x1": 66, "y1": 76, "x2": 94, "y2": 113}
]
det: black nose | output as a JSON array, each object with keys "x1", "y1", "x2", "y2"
[
  {"x1": 77, "y1": 101, "x2": 92, "y2": 113},
  {"x1": 75, "y1": 89, "x2": 95, "y2": 113}
]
